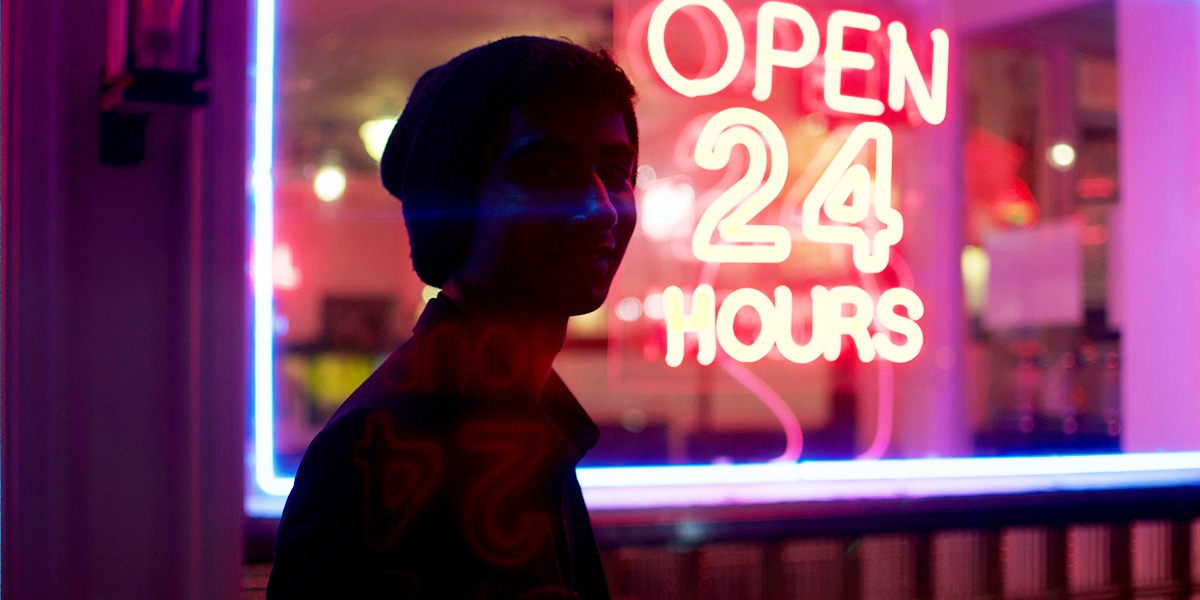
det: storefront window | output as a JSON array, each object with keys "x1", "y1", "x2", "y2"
[{"x1": 247, "y1": 0, "x2": 1200, "y2": 517}]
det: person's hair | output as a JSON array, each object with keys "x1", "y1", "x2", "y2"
[{"x1": 380, "y1": 36, "x2": 638, "y2": 287}]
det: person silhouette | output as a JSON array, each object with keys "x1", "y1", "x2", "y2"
[{"x1": 267, "y1": 36, "x2": 638, "y2": 599}]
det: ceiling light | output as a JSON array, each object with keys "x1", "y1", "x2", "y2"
[
  {"x1": 1047, "y1": 142, "x2": 1076, "y2": 170},
  {"x1": 313, "y1": 164, "x2": 346, "y2": 202},
  {"x1": 359, "y1": 117, "x2": 397, "y2": 163}
]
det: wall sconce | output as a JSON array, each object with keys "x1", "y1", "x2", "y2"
[{"x1": 100, "y1": 0, "x2": 210, "y2": 164}]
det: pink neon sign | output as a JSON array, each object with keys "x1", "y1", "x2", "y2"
[{"x1": 617, "y1": 0, "x2": 948, "y2": 369}]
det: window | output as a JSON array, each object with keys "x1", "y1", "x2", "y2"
[{"x1": 247, "y1": 0, "x2": 1200, "y2": 518}]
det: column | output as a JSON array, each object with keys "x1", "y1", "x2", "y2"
[{"x1": 1115, "y1": 0, "x2": 1200, "y2": 452}]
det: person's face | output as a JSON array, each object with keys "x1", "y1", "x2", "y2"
[{"x1": 456, "y1": 100, "x2": 637, "y2": 317}]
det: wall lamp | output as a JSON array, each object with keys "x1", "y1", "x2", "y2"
[{"x1": 100, "y1": 0, "x2": 210, "y2": 165}]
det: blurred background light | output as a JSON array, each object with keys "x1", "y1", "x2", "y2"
[
  {"x1": 961, "y1": 245, "x2": 989, "y2": 316},
  {"x1": 639, "y1": 175, "x2": 695, "y2": 241},
  {"x1": 313, "y1": 164, "x2": 347, "y2": 202},
  {"x1": 615, "y1": 296, "x2": 644, "y2": 322},
  {"x1": 359, "y1": 117, "x2": 397, "y2": 163},
  {"x1": 1047, "y1": 142, "x2": 1077, "y2": 170},
  {"x1": 643, "y1": 292, "x2": 665, "y2": 320}
]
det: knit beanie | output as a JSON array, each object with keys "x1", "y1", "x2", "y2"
[{"x1": 379, "y1": 36, "x2": 637, "y2": 287}]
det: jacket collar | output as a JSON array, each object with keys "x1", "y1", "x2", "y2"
[{"x1": 411, "y1": 295, "x2": 600, "y2": 463}]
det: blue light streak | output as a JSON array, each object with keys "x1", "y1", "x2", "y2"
[{"x1": 251, "y1": 0, "x2": 292, "y2": 497}]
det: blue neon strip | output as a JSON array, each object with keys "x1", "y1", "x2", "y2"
[
  {"x1": 245, "y1": 452, "x2": 1200, "y2": 517},
  {"x1": 251, "y1": 0, "x2": 292, "y2": 497},
  {"x1": 576, "y1": 452, "x2": 1200, "y2": 488},
  {"x1": 574, "y1": 453, "x2": 1200, "y2": 509}
]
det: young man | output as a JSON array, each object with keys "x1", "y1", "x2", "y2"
[{"x1": 268, "y1": 37, "x2": 638, "y2": 599}]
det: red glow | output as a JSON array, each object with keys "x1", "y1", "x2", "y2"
[
  {"x1": 1077, "y1": 176, "x2": 1117, "y2": 199},
  {"x1": 964, "y1": 127, "x2": 1040, "y2": 244}
]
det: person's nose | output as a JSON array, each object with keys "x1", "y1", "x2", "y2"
[{"x1": 570, "y1": 171, "x2": 619, "y2": 229}]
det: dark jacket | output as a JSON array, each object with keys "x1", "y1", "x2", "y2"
[{"x1": 268, "y1": 297, "x2": 610, "y2": 599}]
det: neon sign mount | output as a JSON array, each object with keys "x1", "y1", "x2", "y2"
[{"x1": 646, "y1": 0, "x2": 949, "y2": 368}]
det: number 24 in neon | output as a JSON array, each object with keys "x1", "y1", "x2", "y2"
[{"x1": 691, "y1": 107, "x2": 903, "y2": 274}]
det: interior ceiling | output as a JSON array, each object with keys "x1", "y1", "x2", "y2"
[
  {"x1": 968, "y1": 1, "x2": 1115, "y2": 57},
  {"x1": 276, "y1": 0, "x2": 1116, "y2": 176},
  {"x1": 277, "y1": 0, "x2": 616, "y2": 174}
]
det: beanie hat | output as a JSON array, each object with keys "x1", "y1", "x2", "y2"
[{"x1": 379, "y1": 36, "x2": 637, "y2": 287}]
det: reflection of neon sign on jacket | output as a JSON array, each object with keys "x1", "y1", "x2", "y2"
[{"x1": 270, "y1": 300, "x2": 606, "y2": 597}]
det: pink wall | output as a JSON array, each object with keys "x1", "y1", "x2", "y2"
[{"x1": 3, "y1": 0, "x2": 246, "y2": 596}]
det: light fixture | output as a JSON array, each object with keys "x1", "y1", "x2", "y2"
[
  {"x1": 313, "y1": 164, "x2": 347, "y2": 202},
  {"x1": 359, "y1": 117, "x2": 398, "y2": 163},
  {"x1": 100, "y1": 0, "x2": 209, "y2": 164},
  {"x1": 1047, "y1": 142, "x2": 1077, "y2": 170}
]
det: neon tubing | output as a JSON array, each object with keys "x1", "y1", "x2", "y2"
[
  {"x1": 575, "y1": 452, "x2": 1200, "y2": 509},
  {"x1": 717, "y1": 356, "x2": 803, "y2": 462},
  {"x1": 252, "y1": 0, "x2": 293, "y2": 497}
]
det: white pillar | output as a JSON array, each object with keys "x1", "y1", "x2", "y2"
[
  {"x1": 1116, "y1": 0, "x2": 1200, "y2": 452},
  {"x1": 891, "y1": 0, "x2": 971, "y2": 458}
]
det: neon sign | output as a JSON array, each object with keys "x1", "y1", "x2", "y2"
[
  {"x1": 643, "y1": 1, "x2": 948, "y2": 122},
  {"x1": 664, "y1": 284, "x2": 924, "y2": 367},
  {"x1": 636, "y1": 0, "x2": 949, "y2": 368}
]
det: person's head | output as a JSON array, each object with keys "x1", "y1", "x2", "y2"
[{"x1": 380, "y1": 36, "x2": 638, "y2": 317}]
